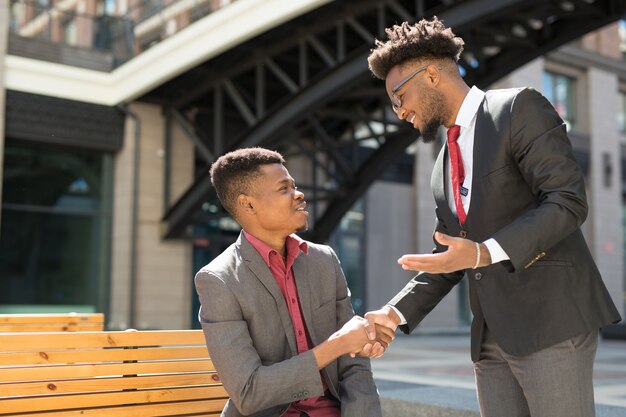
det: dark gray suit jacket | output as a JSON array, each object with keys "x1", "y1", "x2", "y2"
[
  {"x1": 195, "y1": 232, "x2": 381, "y2": 417},
  {"x1": 390, "y1": 87, "x2": 622, "y2": 361}
]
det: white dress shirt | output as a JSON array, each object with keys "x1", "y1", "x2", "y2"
[
  {"x1": 389, "y1": 86, "x2": 510, "y2": 325},
  {"x1": 448, "y1": 86, "x2": 509, "y2": 263}
]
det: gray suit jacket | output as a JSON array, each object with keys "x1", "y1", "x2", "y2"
[
  {"x1": 390, "y1": 87, "x2": 622, "y2": 361},
  {"x1": 195, "y1": 232, "x2": 381, "y2": 417}
]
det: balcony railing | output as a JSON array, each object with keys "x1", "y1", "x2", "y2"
[{"x1": 8, "y1": 0, "x2": 236, "y2": 68}]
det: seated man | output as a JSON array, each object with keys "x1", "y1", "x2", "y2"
[{"x1": 195, "y1": 147, "x2": 389, "y2": 417}]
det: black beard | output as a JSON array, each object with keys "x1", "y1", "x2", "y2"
[
  {"x1": 420, "y1": 118, "x2": 444, "y2": 143},
  {"x1": 418, "y1": 86, "x2": 448, "y2": 144}
]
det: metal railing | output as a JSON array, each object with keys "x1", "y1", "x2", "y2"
[{"x1": 8, "y1": 0, "x2": 236, "y2": 67}]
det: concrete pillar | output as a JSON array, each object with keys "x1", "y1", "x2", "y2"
[
  {"x1": 491, "y1": 57, "x2": 544, "y2": 91},
  {"x1": 365, "y1": 181, "x2": 416, "y2": 311},
  {"x1": 414, "y1": 141, "x2": 438, "y2": 254},
  {"x1": 587, "y1": 68, "x2": 625, "y2": 318},
  {"x1": 0, "y1": 0, "x2": 9, "y2": 230},
  {"x1": 110, "y1": 102, "x2": 194, "y2": 330}
]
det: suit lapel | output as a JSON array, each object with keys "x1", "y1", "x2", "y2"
[
  {"x1": 239, "y1": 233, "x2": 297, "y2": 354},
  {"x1": 466, "y1": 99, "x2": 492, "y2": 228},
  {"x1": 432, "y1": 143, "x2": 448, "y2": 211}
]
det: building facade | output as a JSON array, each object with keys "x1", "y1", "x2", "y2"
[{"x1": 1, "y1": 0, "x2": 624, "y2": 331}]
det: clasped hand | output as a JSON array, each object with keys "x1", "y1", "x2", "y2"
[
  {"x1": 336, "y1": 315, "x2": 396, "y2": 359},
  {"x1": 344, "y1": 233, "x2": 483, "y2": 359},
  {"x1": 336, "y1": 307, "x2": 400, "y2": 359}
]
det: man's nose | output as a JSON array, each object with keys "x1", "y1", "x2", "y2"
[{"x1": 295, "y1": 189, "x2": 305, "y2": 200}]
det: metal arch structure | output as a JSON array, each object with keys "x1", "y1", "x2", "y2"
[{"x1": 143, "y1": 0, "x2": 626, "y2": 242}]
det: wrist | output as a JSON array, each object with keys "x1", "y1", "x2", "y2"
[
  {"x1": 314, "y1": 334, "x2": 344, "y2": 368},
  {"x1": 382, "y1": 305, "x2": 401, "y2": 326},
  {"x1": 328, "y1": 328, "x2": 350, "y2": 355},
  {"x1": 478, "y1": 243, "x2": 491, "y2": 267}
]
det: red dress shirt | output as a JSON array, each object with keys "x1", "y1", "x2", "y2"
[{"x1": 243, "y1": 231, "x2": 341, "y2": 417}]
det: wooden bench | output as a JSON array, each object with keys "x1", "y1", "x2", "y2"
[
  {"x1": 0, "y1": 313, "x2": 105, "y2": 332},
  {"x1": 0, "y1": 329, "x2": 229, "y2": 416}
]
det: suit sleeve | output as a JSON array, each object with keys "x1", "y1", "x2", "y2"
[
  {"x1": 327, "y1": 247, "x2": 382, "y2": 417},
  {"x1": 195, "y1": 271, "x2": 324, "y2": 415},
  {"x1": 491, "y1": 88, "x2": 588, "y2": 272},
  {"x1": 388, "y1": 215, "x2": 465, "y2": 334}
]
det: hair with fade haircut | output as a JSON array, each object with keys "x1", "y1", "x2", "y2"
[
  {"x1": 368, "y1": 17, "x2": 464, "y2": 80},
  {"x1": 210, "y1": 147, "x2": 285, "y2": 218}
]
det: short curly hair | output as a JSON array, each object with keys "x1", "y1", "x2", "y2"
[
  {"x1": 368, "y1": 17, "x2": 464, "y2": 80},
  {"x1": 210, "y1": 147, "x2": 285, "y2": 218}
]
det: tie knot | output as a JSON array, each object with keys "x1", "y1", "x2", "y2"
[{"x1": 447, "y1": 125, "x2": 461, "y2": 144}]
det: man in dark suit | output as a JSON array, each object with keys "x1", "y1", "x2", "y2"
[
  {"x1": 195, "y1": 147, "x2": 389, "y2": 417},
  {"x1": 364, "y1": 17, "x2": 622, "y2": 417}
]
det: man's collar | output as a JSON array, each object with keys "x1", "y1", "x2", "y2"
[
  {"x1": 455, "y1": 86, "x2": 485, "y2": 128},
  {"x1": 242, "y1": 230, "x2": 308, "y2": 267}
]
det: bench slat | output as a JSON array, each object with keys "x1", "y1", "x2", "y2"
[
  {"x1": 0, "y1": 324, "x2": 105, "y2": 332},
  {"x1": 0, "y1": 346, "x2": 210, "y2": 366},
  {"x1": 0, "y1": 359, "x2": 216, "y2": 382},
  {"x1": 4, "y1": 399, "x2": 225, "y2": 417},
  {"x1": 3, "y1": 373, "x2": 222, "y2": 396},
  {"x1": 1, "y1": 330, "x2": 206, "y2": 350},
  {"x1": 0, "y1": 314, "x2": 105, "y2": 324},
  {"x1": 0, "y1": 385, "x2": 228, "y2": 414},
  {"x1": 0, "y1": 330, "x2": 228, "y2": 416}
]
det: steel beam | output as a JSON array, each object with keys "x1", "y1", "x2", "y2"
[{"x1": 153, "y1": 0, "x2": 626, "y2": 241}]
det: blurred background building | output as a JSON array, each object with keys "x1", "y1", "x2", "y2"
[{"x1": 1, "y1": 0, "x2": 625, "y2": 332}]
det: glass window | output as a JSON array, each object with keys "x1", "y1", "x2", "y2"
[
  {"x1": 138, "y1": 0, "x2": 162, "y2": 22},
  {"x1": 330, "y1": 199, "x2": 366, "y2": 315},
  {"x1": 543, "y1": 71, "x2": 577, "y2": 131},
  {"x1": 0, "y1": 143, "x2": 112, "y2": 313},
  {"x1": 104, "y1": 0, "x2": 116, "y2": 15},
  {"x1": 62, "y1": 14, "x2": 77, "y2": 46}
]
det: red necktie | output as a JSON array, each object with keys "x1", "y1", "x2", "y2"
[{"x1": 447, "y1": 125, "x2": 466, "y2": 225}]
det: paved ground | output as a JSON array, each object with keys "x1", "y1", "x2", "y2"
[{"x1": 371, "y1": 330, "x2": 626, "y2": 414}]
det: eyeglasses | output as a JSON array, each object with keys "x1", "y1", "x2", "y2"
[{"x1": 390, "y1": 65, "x2": 428, "y2": 113}]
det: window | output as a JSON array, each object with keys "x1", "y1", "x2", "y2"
[
  {"x1": 0, "y1": 143, "x2": 112, "y2": 313},
  {"x1": 138, "y1": 0, "x2": 162, "y2": 22},
  {"x1": 104, "y1": 0, "x2": 116, "y2": 15},
  {"x1": 62, "y1": 14, "x2": 77, "y2": 46},
  {"x1": 330, "y1": 199, "x2": 366, "y2": 315},
  {"x1": 543, "y1": 71, "x2": 577, "y2": 131}
]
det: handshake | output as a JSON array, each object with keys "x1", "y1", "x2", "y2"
[{"x1": 330, "y1": 306, "x2": 402, "y2": 359}]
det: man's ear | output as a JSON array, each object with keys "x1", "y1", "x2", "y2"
[
  {"x1": 237, "y1": 194, "x2": 255, "y2": 215},
  {"x1": 425, "y1": 64, "x2": 440, "y2": 86}
]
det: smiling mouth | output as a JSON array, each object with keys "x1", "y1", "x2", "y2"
[{"x1": 296, "y1": 203, "x2": 308, "y2": 212}]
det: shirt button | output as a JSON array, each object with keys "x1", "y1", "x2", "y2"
[
  {"x1": 298, "y1": 330, "x2": 303, "y2": 336},
  {"x1": 475, "y1": 272, "x2": 483, "y2": 281},
  {"x1": 291, "y1": 298, "x2": 296, "y2": 304}
]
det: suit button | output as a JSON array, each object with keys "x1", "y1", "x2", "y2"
[
  {"x1": 474, "y1": 272, "x2": 483, "y2": 281},
  {"x1": 303, "y1": 391, "x2": 309, "y2": 396},
  {"x1": 459, "y1": 230, "x2": 467, "y2": 238}
]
